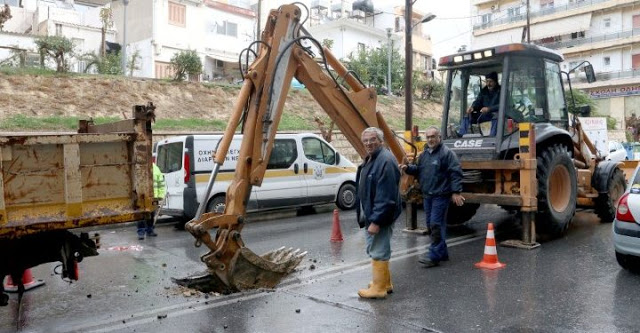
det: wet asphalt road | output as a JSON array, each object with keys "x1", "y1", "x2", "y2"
[{"x1": 1, "y1": 205, "x2": 640, "y2": 333}]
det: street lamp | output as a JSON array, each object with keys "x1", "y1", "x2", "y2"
[{"x1": 404, "y1": 2, "x2": 436, "y2": 134}]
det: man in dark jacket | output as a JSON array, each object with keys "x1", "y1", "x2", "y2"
[
  {"x1": 356, "y1": 127, "x2": 402, "y2": 299},
  {"x1": 460, "y1": 71, "x2": 501, "y2": 136},
  {"x1": 401, "y1": 126, "x2": 465, "y2": 268}
]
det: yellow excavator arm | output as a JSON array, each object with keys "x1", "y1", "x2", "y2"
[{"x1": 178, "y1": 4, "x2": 412, "y2": 293}]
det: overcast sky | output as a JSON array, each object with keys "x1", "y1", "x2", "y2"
[{"x1": 412, "y1": 0, "x2": 473, "y2": 60}]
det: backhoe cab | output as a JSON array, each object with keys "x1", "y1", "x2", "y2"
[{"x1": 439, "y1": 43, "x2": 625, "y2": 241}]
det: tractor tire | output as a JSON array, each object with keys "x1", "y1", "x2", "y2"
[
  {"x1": 536, "y1": 144, "x2": 577, "y2": 236},
  {"x1": 595, "y1": 167, "x2": 626, "y2": 223},
  {"x1": 447, "y1": 203, "x2": 480, "y2": 226}
]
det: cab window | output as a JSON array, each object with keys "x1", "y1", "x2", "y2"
[
  {"x1": 267, "y1": 139, "x2": 297, "y2": 169},
  {"x1": 302, "y1": 137, "x2": 336, "y2": 165},
  {"x1": 545, "y1": 60, "x2": 567, "y2": 122},
  {"x1": 156, "y1": 142, "x2": 183, "y2": 173},
  {"x1": 507, "y1": 56, "x2": 546, "y2": 125}
]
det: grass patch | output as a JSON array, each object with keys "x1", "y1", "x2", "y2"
[
  {"x1": 0, "y1": 115, "x2": 120, "y2": 130},
  {"x1": 153, "y1": 118, "x2": 227, "y2": 131},
  {"x1": 278, "y1": 113, "x2": 316, "y2": 130}
]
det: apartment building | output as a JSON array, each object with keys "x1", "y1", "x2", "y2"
[
  {"x1": 472, "y1": 0, "x2": 640, "y2": 133},
  {"x1": 110, "y1": 0, "x2": 255, "y2": 80},
  {"x1": 0, "y1": 0, "x2": 114, "y2": 72},
  {"x1": 252, "y1": 1, "x2": 434, "y2": 77}
]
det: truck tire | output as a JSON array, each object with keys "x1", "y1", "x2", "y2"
[
  {"x1": 206, "y1": 195, "x2": 226, "y2": 213},
  {"x1": 336, "y1": 183, "x2": 356, "y2": 210},
  {"x1": 447, "y1": 203, "x2": 480, "y2": 226},
  {"x1": 536, "y1": 144, "x2": 577, "y2": 236},
  {"x1": 594, "y1": 168, "x2": 626, "y2": 223}
]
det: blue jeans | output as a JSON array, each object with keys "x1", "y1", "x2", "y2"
[
  {"x1": 365, "y1": 224, "x2": 393, "y2": 261},
  {"x1": 423, "y1": 195, "x2": 450, "y2": 262},
  {"x1": 459, "y1": 114, "x2": 497, "y2": 136},
  {"x1": 137, "y1": 219, "x2": 154, "y2": 237}
]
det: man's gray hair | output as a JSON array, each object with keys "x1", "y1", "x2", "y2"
[
  {"x1": 426, "y1": 126, "x2": 441, "y2": 135},
  {"x1": 362, "y1": 127, "x2": 384, "y2": 142}
]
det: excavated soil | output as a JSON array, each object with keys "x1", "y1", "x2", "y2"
[{"x1": 0, "y1": 74, "x2": 442, "y2": 130}]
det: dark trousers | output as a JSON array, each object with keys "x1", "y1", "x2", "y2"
[{"x1": 423, "y1": 195, "x2": 450, "y2": 262}]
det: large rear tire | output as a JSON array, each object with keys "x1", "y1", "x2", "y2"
[
  {"x1": 536, "y1": 144, "x2": 577, "y2": 236},
  {"x1": 447, "y1": 203, "x2": 480, "y2": 226},
  {"x1": 595, "y1": 168, "x2": 626, "y2": 223}
]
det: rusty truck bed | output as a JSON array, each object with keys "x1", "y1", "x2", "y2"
[{"x1": 0, "y1": 104, "x2": 155, "y2": 239}]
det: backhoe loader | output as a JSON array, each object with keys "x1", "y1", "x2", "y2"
[{"x1": 178, "y1": 4, "x2": 627, "y2": 293}]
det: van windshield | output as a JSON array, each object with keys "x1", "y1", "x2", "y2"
[{"x1": 157, "y1": 142, "x2": 183, "y2": 173}]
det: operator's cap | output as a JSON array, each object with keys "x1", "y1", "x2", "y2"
[{"x1": 486, "y1": 71, "x2": 498, "y2": 82}]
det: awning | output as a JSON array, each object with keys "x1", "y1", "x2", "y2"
[
  {"x1": 530, "y1": 13, "x2": 592, "y2": 40},
  {"x1": 205, "y1": 50, "x2": 240, "y2": 64}
]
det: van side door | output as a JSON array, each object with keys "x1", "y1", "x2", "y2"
[
  {"x1": 300, "y1": 136, "x2": 341, "y2": 205},
  {"x1": 156, "y1": 141, "x2": 185, "y2": 214},
  {"x1": 255, "y1": 138, "x2": 308, "y2": 209}
]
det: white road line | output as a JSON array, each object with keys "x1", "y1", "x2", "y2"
[{"x1": 66, "y1": 233, "x2": 484, "y2": 333}]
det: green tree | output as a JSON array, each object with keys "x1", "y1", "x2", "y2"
[
  {"x1": 170, "y1": 50, "x2": 202, "y2": 81},
  {"x1": 0, "y1": 4, "x2": 11, "y2": 31},
  {"x1": 566, "y1": 89, "x2": 616, "y2": 130},
  {"x1": 34, "y1": 36, "x2": 74, "y2": 72},
  {"x1": 99, "y1": 8, "x2": 113, "y2": 58},
  {"x1": 321, "y1": 38, "x2": 334, "y2": 50},
  {"x1": 127, "y1": 49, "x2": 141, "y2": 76},
  {"x1": 79, "y1": 52, "x2": 122, "y2": 75},
  {"x1": 345, "y1": 44, "x2": 404, "y2": 95}
]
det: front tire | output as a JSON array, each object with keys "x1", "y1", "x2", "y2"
[
  {"x1": 336, "y1": 183, "x2": 356, "y2": 210},
  {"x1": 536, "y1": 144, "x2": 577, "y2": 236},
  {"x1": 206, "y1": 195, "x2": 226, "y2": 213},
  {"x1": 595, "y1": 168, "x2": 626, "y2": 223}
]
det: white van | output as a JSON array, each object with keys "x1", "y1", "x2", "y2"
[{"x1": 155, "y1": 133, "x2": 357, "y2": 221}]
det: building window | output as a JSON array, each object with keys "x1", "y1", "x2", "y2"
[
  {"x1": 155, "y1": 61, "x2": 174, "y2": 79},
  {"x1": 571, "y1": 31, "x2": 585, "y2": 39},
  {"x1": 604, "y1": 57, "x2": 610, "y2": 66},
  {"x1": 216, "y1": 21, "x2": 238, "y2": 37},
  {"x1": 481, "y1": 13, "x2": 492, "y2": 25},
  {"x1": 604, "y1": 18, "x2": 611, "y2": 28},
  {"x1": 507, "y1": 7, "x2": 521, "y2": 18},
  {"x1": 395, "y1": 16, "x2": 403, "y2": 32},
  {"x1": 168, "y1": 2, "x2": 186, "y2": 27},
  {"x1": 55, "y1": 23, "x2": 62, "y2": 36},
  {"x1": 633, "y1": 15, "x2": 640, "y2": 29},
  {"x1": 540, "y1": 0, "x2": 554, "y2": 9},
  {"x1": 633, "y1": 54, "x2": 640, "y2": 70}
]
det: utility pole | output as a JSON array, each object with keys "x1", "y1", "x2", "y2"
[
  {"x1": 121, "y1": 0, "x2": 129, "y2": 75},
  {"x1": 256, "y1": 0, "x2": 262, "y2": 42},
  {"x1": 404, "y1": 0, "x2": 412, "y2": 133},
  {"x1": 387, "y1": 28, "x2": 392, "y2": 96}
]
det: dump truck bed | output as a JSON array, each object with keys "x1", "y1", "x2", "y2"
[{"x1": 0, "y1": 105, "x2": 155, "y2": 239}]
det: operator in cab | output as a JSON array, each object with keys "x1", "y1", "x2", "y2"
[{"x1": 460, "y1": 71, "x2": 500, "y2": 136}]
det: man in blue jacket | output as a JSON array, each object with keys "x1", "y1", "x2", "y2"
[
  {"x1": 356, "y1": 127, "x2": 402, "y2": 299},
  {"x1": 401, "y1": 126, "x2": 465, "y2": 268},
  {"x1": 460, "y1": 71, "x2": 501, "y2": 136}
]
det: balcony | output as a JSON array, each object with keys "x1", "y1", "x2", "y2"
[
  {"x1": 540, "y1": 28, "x2": 640, "y2": 50},
  {"x1": 570, "y1": 68, "x2": 640, "y2": 85},
  {"x1": 474, "y1": 0, "x2": 610, "y2": 30}
]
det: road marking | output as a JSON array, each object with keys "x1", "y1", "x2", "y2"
[{"x1": 66, "y1": 233, "x2": 484, "y2": 333}]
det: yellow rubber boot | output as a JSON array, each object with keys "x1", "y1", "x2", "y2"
[
  {"x1": 358, "y1": 260, "x2": 388, "y2": 299},
  {"x1": 367, "y1": 260, "x2": 393, "y2": 293}
]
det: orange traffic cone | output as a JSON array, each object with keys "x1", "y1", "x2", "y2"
[
  {"x1": 4, "y1": 269, "x2": 45, "y2": 293},
  {"x1": 474, "y1": 223, "x2": 506, "y2": 270},
  {"x1": 330, "y1": 209, "x2": 343, "y2": 242}
]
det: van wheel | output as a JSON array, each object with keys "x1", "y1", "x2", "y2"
[
  {"x1": 336, "y1": 183, "x2": 356, "y2": 210},
  {"x1": 206, "y1": 196, "x2": 226, "y2": 213}
]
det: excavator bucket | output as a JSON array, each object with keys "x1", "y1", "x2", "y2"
[{"x1": 173, "y1": 245, "x2": 306, "y2": 294}]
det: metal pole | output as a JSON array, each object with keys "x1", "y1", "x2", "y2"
[
  {"x1": 387, "y1": 28, "x2": 392, "y2": 96},
  {"x1": 121, "y1": 0, "x2": 129, "y2": 75},
  {"x1": 404, "y1": 0, "x2": 412, "y2": 132},
  {"x1": 256, "y1": 0, "x2": 261, "y2": 42},
  {"x1": 526, "y1": 0, "x2": 530, "y2": 44}
]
